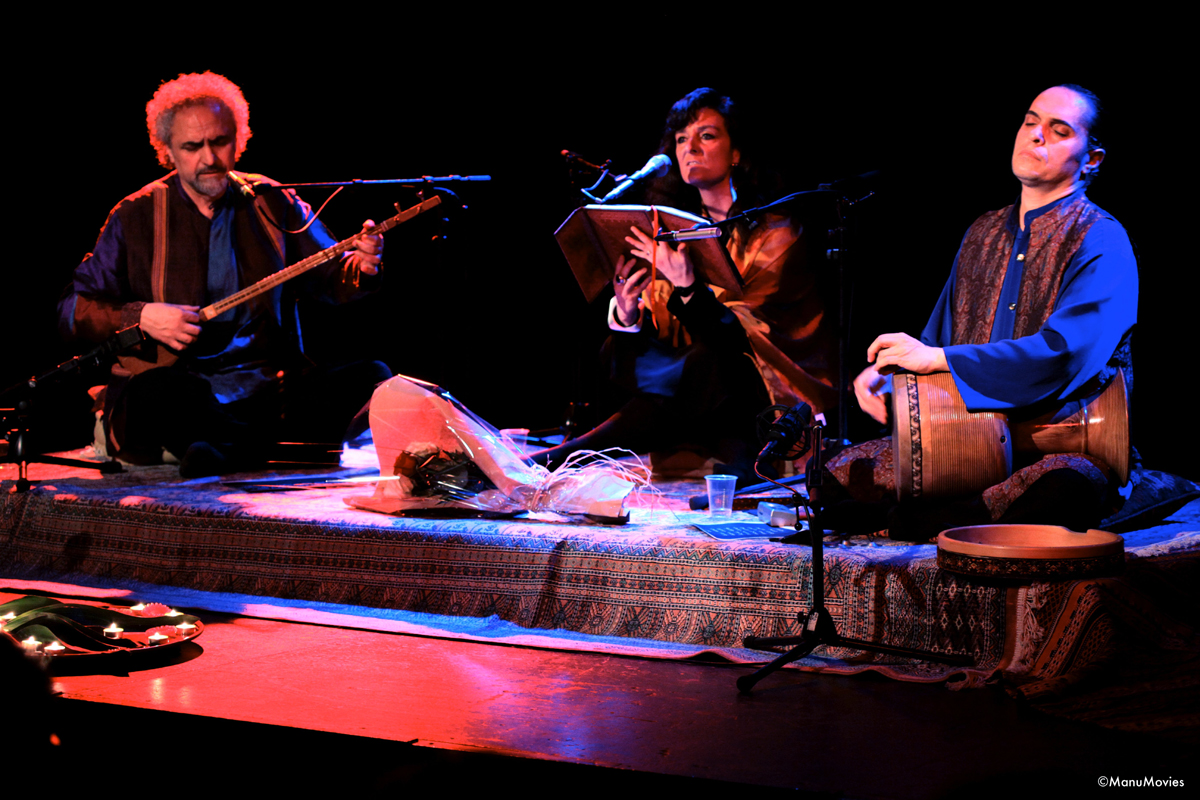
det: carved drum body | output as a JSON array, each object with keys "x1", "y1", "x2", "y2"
[{"x1": 891, "y1": 370, "x2": 1128, "y2": 500}]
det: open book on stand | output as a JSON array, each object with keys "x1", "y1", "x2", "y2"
[{"x1": 554, "y1": 205, "x2": 743, "y2": 303}]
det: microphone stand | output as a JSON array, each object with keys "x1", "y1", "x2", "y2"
[
  {"x1": 580, "y1": 156, "x2": 671, "y2": 205},
  {"x1": 260, "y1": 175, "x2": 491, "y2": 190},
  {"x1": 2, "y1": 326, "x2": 145, "y2": 492},
  {"x1": 736, "y1": 419, "x2": 973, "y2": 694},
  {"x1": 826, "y1": 181, "x2": 874, "y2": 447},
  {"x1": 651, "y1": 186, "x2": 839, "y2": 242},
  {"x1": 655, "y1": 176, "x2": 879, "y2": 446}
]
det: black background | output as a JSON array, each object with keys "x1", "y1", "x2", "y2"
[{"x1": 5, "y1": 21, "x2": 1188, "y2": 478}]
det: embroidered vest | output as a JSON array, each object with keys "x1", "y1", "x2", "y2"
[
  {"x1": 115, "y1": 172, "x2": 288, "y2": 311},
  {"x1": 952, "y1": 193, "x2": 1133, "y2": 398},
  {"x1": 952, "y1": 193, "x2": 1106, "y2": 345}
]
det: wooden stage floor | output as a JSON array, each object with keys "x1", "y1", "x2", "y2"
[
  {"x1": 23, "y1": 605, "x2": 1193, "y2": 797},
  {"x1": 5, "y1": 456, "x2": 1197, "y2": 795}
]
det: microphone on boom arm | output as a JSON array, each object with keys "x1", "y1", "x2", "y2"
[
  {"x1": 227, "y1": 171, "x2": 257, "y2": 198},
  {"x1": 758, "y1": 402, "x2": 813, "y2": 462},
  {"x1": 597, "y1": 154, "x2": 672, "y2": 204}
]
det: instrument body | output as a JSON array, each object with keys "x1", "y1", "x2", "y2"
[
  {"x1": 892, "y1": 369, "x2": 1129, "y2": 500},
  {"x1": 937, "y1": 524, "x2": 1126, "y2": 580}
]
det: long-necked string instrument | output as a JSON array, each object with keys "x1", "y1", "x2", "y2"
[{"x1": 118, "y1": 196, "x2": 442, "y2": 375}]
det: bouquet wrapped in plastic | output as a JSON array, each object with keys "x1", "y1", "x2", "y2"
[{"x1": 344, "y1": 375, "x2": 645, "y2": 521}]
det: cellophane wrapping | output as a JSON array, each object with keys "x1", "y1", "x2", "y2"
[{"x1": 344, "y1": 375, "x2": 642, "y2": 519}]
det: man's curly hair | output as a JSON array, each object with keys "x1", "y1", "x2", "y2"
[{"x1": 146, "y1": 71, "x2": 251, "y2": 168}]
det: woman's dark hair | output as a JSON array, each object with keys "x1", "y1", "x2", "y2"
[{"x1": 643, "y1": 87, "x2": 779, "y2": 215}]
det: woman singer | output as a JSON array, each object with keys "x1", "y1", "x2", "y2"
[{"x1": 535, "y1": 88, "x2": 837, "y2": 482}]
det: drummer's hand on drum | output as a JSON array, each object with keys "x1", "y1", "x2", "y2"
[
  {"x1": 853, "y1": 365, "x2": 891, "y2": 425},
  {"x1": 625, "y1": 226, "x2": 695, "y2": 297},
  {"x1": 613, "y1": 255, "x2": 652, "y2": 326},
  {"x1": 867, "y1": 332, "x2": 948, "y2": 376}
]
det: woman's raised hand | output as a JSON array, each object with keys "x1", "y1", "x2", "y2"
[
  {"x1": 624, "y1": 226, "x2": 694, "y2": 290},
  {"x1": 613, "y1": 254, "x2": 653, "y2": 326}
]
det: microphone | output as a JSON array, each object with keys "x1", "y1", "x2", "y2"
[
  {"x1": 598, "y1": 154, "x2": 672, "y2": 204},
  {"x1": 654, "y1": 225, "x2": 723, "y2": 243},
  {"x1": 227, "y1": 171, "x2": 256, "y2": 198},
  {"x1": 758, "y1": 403, "x2": 813, "y2": 461}
]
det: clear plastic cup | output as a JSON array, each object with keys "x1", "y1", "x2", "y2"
[{"x1": 705, "y1": 474, "x2": 739, "y2": 516}]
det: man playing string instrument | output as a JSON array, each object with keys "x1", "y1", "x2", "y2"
[
  {"x1": 58, "y1": 72, "x2": 390, "y2": 477},
  {"x1": 832, "y1": 84, "x2": 1137, "y2": 539}
]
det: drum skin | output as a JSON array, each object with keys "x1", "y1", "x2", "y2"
[{"x1": 937, "y1": 524, "x2": 1125, "y2": 581}]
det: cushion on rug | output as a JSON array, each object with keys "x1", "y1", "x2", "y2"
[{"x1": 1102, "y1": 469, "x2": 1200, "y2": 532}]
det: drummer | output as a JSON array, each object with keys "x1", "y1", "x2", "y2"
[{"x1": 827, "y1": 84, "x2": 1137, "y2": 540}]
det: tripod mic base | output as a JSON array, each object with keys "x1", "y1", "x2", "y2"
[{"x1": 739, "y1": 607, "x2": 974, "y2": 693}]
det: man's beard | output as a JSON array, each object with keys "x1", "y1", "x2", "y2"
[{"x1": 190, "y1": 170, "x2": 229, "y2": 199}]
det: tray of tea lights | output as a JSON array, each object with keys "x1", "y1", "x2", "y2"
[{"x1": 0, "y1": 595, "x2": 203, "y2": 661}]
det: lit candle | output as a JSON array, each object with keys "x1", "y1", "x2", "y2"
[
  {"x1": 165, "y1": 610, "x2": 181, "y2": 618},
  {"x1": 174, "y1": 622, "x2": 197, "y2": 636},
  {"x1": 103, "y1": 623, "x2": 124, "y2": 639},
  {"x1": 130, "y1": 603, "x2": 146, "y2": 612},
  {"x1": 147, "y1": 632, "x2": 170, "y2": 646},
  {"x1": 44, "y1": 642, "x2": 66, "y2": 655},
  {"x1": 22, "y1": 637, "x2": 42, "y2": 654}
]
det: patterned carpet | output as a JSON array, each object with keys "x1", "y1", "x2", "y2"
[{"x1": 4, "y1": 456, "x2": 1198, "y2": 737}]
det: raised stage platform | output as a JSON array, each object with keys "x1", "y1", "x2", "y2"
[{"x1": 4, "y1": 454, "x2": 1198, "y2": 704}]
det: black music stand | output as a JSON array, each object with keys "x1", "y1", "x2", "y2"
[{"x1": 736, "y1": 418, "x2": 974, "y2": 694}]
